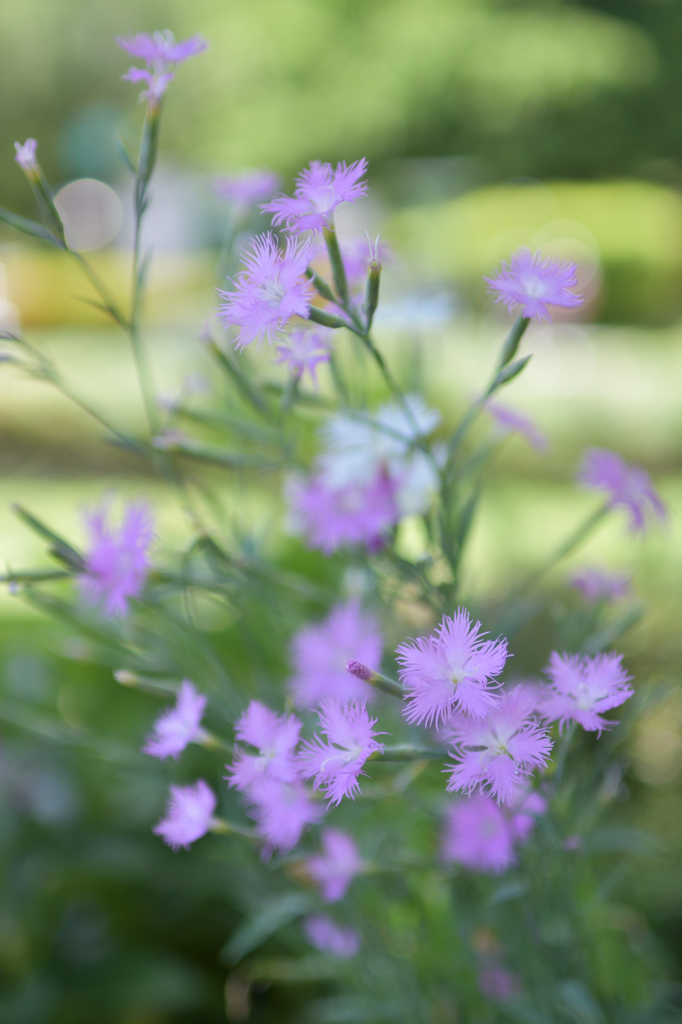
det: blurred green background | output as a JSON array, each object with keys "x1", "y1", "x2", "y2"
[{"x1": 2, "y1": 0, "x2": 682, "y2": 1020}]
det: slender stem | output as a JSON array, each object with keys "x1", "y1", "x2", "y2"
[
  {"x1": 444, "y1": 315, "x2": 531, "y2": 474},
  {"x1": 369, "y1": 745, "x2": 446, "y2": 762},
  {"x1": 210, "y1": 817, "x2": 258, "y2": 840},
  {"x1": 517, "y1": 503, "x2": 610, "y2": 595},
  {"x1": 69, "y1": 251, "x2": 129, "y2": 329}
]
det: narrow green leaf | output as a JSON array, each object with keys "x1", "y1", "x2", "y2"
[
  {"x1": 581, "y1": 606, "x2": 643, "y2": 655},
  {"x1": 0, "y1": 205, "x2": 63, "y2": 246},
  {"x1": 115, "y1": 136, "x2": 137, "y2": 174},
  {"x1": 220, "y1": 892, "x2": 315, "y2": 966},
  {"x1": 491, "y1": 354, "x2": 532, "y2": 390},
  {"x1": 12, "y1": 504, "x2": 85, "y2": 570}
]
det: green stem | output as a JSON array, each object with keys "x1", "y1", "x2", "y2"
[
  {"x1": 210, "y1": 817, "x2": 258, "y2": 840},
  {"x1": 518, "y1": 503, "x2": 610, "y2": 595},
  {"x1": 369, "y1": 745, "x2": 446, "y2": 762}
]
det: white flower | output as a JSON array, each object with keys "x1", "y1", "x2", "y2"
[{"x1": 319, "y1": 396, "x2": 440, "y2": 515}]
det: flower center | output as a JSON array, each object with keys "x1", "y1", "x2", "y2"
[{"x1": 258, "y1": 277, "x2": 285, "y2": 307}]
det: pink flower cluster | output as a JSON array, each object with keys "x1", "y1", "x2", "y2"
[
  {"x1": 224, "y1": 698, "x2": 383, "y2": 856},
  {"x1": 116, "y1": 30, "x2": 207, "y2": 104},
  {"x1": 394, "y1": 606, "x2": 635, "y2": 871}
]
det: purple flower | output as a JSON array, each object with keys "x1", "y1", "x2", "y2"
[
  {"x1": 154, "y1": 779, "x2": 216, "y2": 851},
  {"x1": 485, "y1": 247, "x2": 583, "y2": 322},
  {"x1": 143, "y1": 680, "x2": 208, "y2": 760},
  {"x1": 289, "y1": 600, "x2": 383, "y2": 709},
  {"x1": 287, "y1": 470, "x2": 398, "y2": 555},
  {"x1": 116, "y1": 30, "x2": 207, "y2": 104},
  {"x1": 263, "y1": 159, "x2": 369, "y2": 234},
  {"x1": 570, "y1": 567, "x2": 631, "y2": 604},
  {"x1": 478, "y1": 966, "x2": 521, "y2": 1002},
  {"x1": 213, "y1": 170, "x2": 281, "y2": 211},
  {"x1": 217, "y1": 232, "x2": 316, "y2": 350},
  {"x1": 397, "y1": 609, "x2": 508, "y2": 727},
  {"x1": 305, "y1": 828, "x2": 363, "y2": 902},
  {"x1": 304, "y1": 915, "x2": 360, "y2": 958},
  {"x1": 540, "y1": 651, "x2": 634, "y2": 734},
  {"x1": 509, "y1": 789, "x2": 547, "y2": 843},
  {"x1": 299, "y1": 699, "x2": 384, "y2": 806},
  {"x1": 14, "y1": 139, "x2": 38, "y2": 173},
  {"x1": 441, "y1": 795, "x2": 515, "y2": 873},
  {"x1": 122, "y1": 66, "x2": 175, "y2": 104},
  {"x1": 226, "y1": 701, "x2": 302, "y2": 792},
  {"x1": 81, "y1": 498, "x2": 153, "y2": 617},
  {"x1": 578, "y1": 447, "x2": 666, "y2": 534},
  {"x1": 116, "y1": 30, "x2": 208, "y2": 64},
  {"x1": 244, "y1": 777, "x2": 325, "y2": 856},
  {"x1": 441, "y1": 788, "x2": 546, "y2": 873},
  {"x1": 275, "y1": 328, "x2": 332, "y2": 389},
  {"x1": 486, "y1": 400, "x2": 548, "y2": 453},
  {"x1": 444, "y1": 687, "x2": 553, "y2": 805}
]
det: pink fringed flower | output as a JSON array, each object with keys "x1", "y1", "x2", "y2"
[
  {"x1": 226, "y1": 701, "x2": 302, "y2": 792},
  {"x1": 213, "y1": 170, "x2": 280, "y2": 211},
  {"x1": 217, "y1": 232, "x2": 316, "y2": 350},
  {"x1": 299, "y1": 700, "x2": 384, "y2": 806},
  {"x1": 154, "y1": 780, "x2": 216, "y2": 851},
  {"x1": 304, "y1": 915, "x2": 360, "y2": 958},
  {"x1": 442, "y1": 789, "x2": 546, "y2": 874},
  {"x1": 14, "y1": 139, "x2": 38, "y2": 173},
  {"x1": 305, "y1": 828, "x2": 363, "y2": 902},
  {"x1": 289, "y1": 600, "x2": 383, "y2": 709},
  {"x1": 81, "y1": 498, "x2": 154, "y2": 617},
  {"x1": 275, "y1": 329, "x2": 332, "y2": 389},
  {"x1": 578, "y1": 447, "x2": 666, "y2": 534},
  {"x1": 540, "y1": 651, "x2": 634, "y2": 734},
  {"x1": 442, "y1": 795, "x2": 515, "y2": 873},
  {"x1": 397, "y1": 608, "x2": 507, "y2": 727},
  {"x1": 143, "y1": 680, "x2": 208, "y2": 760},
  {"x1": 486, "y1": 400, "x2": 548, "y2": 453},
  {"x1": 287, "y1": 471, "x2": 398, "y2": 555},
  {"x1": 116, "y1": 29, "x2": 208, "y2": 64},
  {"x1": 485, "y1": 247, "x2": 583, "y2": 322},
  {"x1": 263, "y1": 159, "x2": 368, "y2": 234},
  {"x1": 117, "y1": 30, "x2": 207, "y2": 103},
  {"x1": 570, "y1": 567, "x2": 631, "y2": 604},
  {"x1": 444, "y1": 688, "x2": 552, "y2": 805},
  {"x1": 245, "y1": 777, "x2": 325, "y2": 856}
]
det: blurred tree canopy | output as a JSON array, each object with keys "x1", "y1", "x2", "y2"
[{"x1": 2, "y1": 0, "x2": 682, "y2": 213}]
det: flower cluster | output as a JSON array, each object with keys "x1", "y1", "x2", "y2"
[
  {"x1": 117, "y1": 30, "x2": 207, "y2": 104},
  {"x1": 288, "y1": 396, "x2": 440, "y2": 554},
  {"x1": 222, "y1": 698, "x2": 383, "y2": 855}
]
